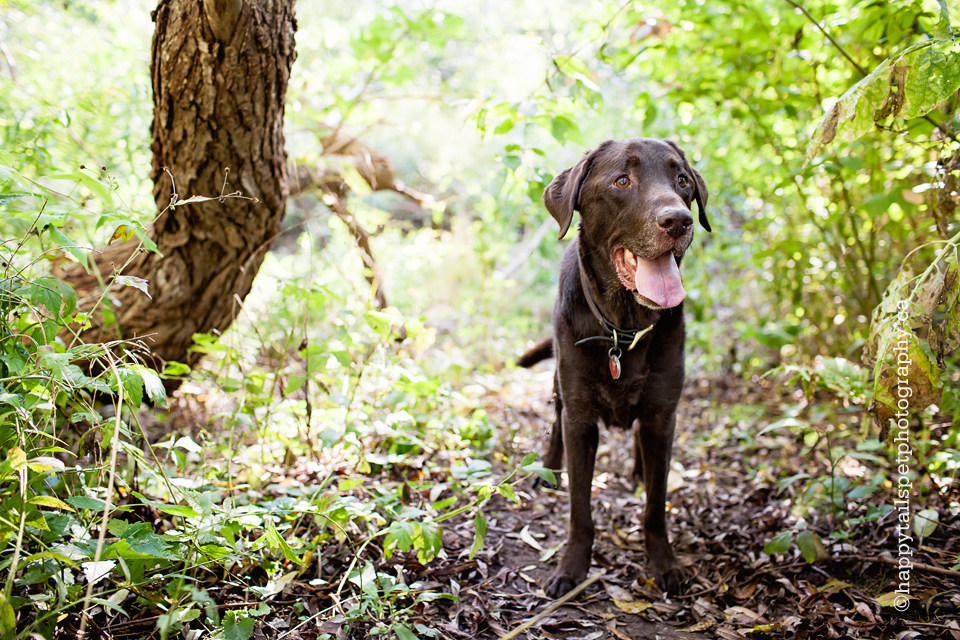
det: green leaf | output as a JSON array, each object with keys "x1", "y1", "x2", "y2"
[
  {"x1": 180, "y1": 609, "x2": 201, "y2": 623},
  {"x1": 264, "y1": 521, "x2": 303, "y2": 565},
  {"x1": 501, "y1": 154, "x2": 520, "y2": 172},
  {"x1": 137, "y1": 366, "x2": 166, "y2": 405},
  {"x1": 29, "y1": 495, "x2": 76, "y2": 512},
  {"x1": 47, "y1": 226, "x2": 88, "y2": 264},
  {"x1": 549, "y1": 115, "x2": 583, "y2": 145},
  {"x1": 430, "y1": 496, "x2": 456, "y2": 511},
  {"x1": 132, "y1": 491, "x2": 200, "y2": 519},
  {"x1": 493, "y1": 116, "x2": 516, "y2": 135},
  {"x1": 757, "y1": 417, "x2": 805, "y2": 437},
  {"x1": 163, "y1": 361, "x2": 191, "y2": 376},
  {"x1": 78, "y1": 173, "x2": 111, "y2": 203},
  {"x1": 40, "y1": 352, "x2": 71, "y2": 380},
  {"x1": 222, "y1": 611, "x2": 255, "y2": 640},
  {"x1": 66, "y1": 496, "x2": 107, "y2": 511},
  {"x1": 521, "y1": 460, "x2": 557, "y2": 486},
  {"x1": 23, "y1": 277, "x2": 75, "y2": 319},
  {"x1": 796, "y1": 530, "x2": 828, "y2": 563},
  {"x1": 21, "y1": 551, "x2": 78, "y2": 568},
  {"x1": 0, "y1": 193, "x2": 27, "y2": 206},
  {"x1": 469, "y1": 513, "x2": 487, "y2": 559},
  {"x1": 107, "y1": 519, "x2": 129, "y2": 536},
  {"x1": 0, "y1": 593, "x2": 15, "y2": 640},
  {"x1": 113, "y1": 368, "x2": 145, "y2": 407},
  {"x1": 114, "y1": 275, "x2": 151, "y2": 299},
  {"x1": 384, "y1": 521, "x2": 416, "y2": 559},
  {"x1": 117, "y1": 522, "x2": 180, "y2": 560},
  {"x1": 553, "y1": 54, "x2": 591, "y2": 78},
  {"x1": 414, "y1": 521, "x2": 443, "y2": 564},
  {"x1": 348, "y1": 562, "x2": 379, "y2": 597},
  {"x1": 913, "y1": 508, "x2": 939, "y2": 538},
  {"x1": 764, "y1": 530, "x2": 792, "y2": 555},
  {"x1": 497, "y1": 483, "x2": 520, "y2": 505},
  {"x1": 394, "y1": 625, "x2": 418, "y2": 640}
]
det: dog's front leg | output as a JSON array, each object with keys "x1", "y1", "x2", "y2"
[
  {"x1": 639, "y1": 410, "x2": 686, "y2": 592},
  {"x1": 544, "y1": 406, "x2": 598, "y2": 597}
]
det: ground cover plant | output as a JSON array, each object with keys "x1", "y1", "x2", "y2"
[{"x1": 1, "y1": 0, "x2": 959, "y2": 638}]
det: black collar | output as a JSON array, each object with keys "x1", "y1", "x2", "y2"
[{"x1": 574, "y1": 250, "x2": 655, "y2": 351}]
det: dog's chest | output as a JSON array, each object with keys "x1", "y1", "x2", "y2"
[{"x1": 592, "y1": 368, "x2": 647, "y2": 429}]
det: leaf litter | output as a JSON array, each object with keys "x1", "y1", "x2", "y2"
[{"x1": 40, "y1": 364, "x2": 960, "y2": 640}]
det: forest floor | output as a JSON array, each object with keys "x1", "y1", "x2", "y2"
[
  {"x1": 234, "y1": 359, "x2": 960, "y2": 640},
  {"x1": 79, "y1": 361, "x2": 960, "y2": 640},
  {"x1": 380, "y1": 366, "x2": 960, "y2": 640}
]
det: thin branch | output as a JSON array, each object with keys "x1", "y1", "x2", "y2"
[
  {"x1": 783, "y1": 0, "x2": 867, "y2": 75},
  {"x1": 846, "y1": 554, "x2": 960, "y2": 579},
  {"x1": 77, "y1": 352, "x2": 124, "y2": 638},
  {"x1": 0, "y1": 33, "x2": 16, "y2": 81},
  {"x1": 322, "y1": 188, "x2": 388, "y2": 310},
  {"x1": 500, "y1": 570, "x2": 607, "y2": 640}
]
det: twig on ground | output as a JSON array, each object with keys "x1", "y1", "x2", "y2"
[
  {"x1": 500, "y1": 569, "x2": 607, "y2": 640},
  {"x1": 847, "y1": 554, "x2": 960, "y2": 579}
]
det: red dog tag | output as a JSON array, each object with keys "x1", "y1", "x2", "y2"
[{"x1": 609, "y1": 353, "x2": 621, "y2": 380}]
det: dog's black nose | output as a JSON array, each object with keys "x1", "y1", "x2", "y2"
[{"x1": 656, "y1": 208, "x2": 693, "y2": 239}]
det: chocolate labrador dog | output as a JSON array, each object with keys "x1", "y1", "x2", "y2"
[{"x1": 518, "y1": 138, "x2": 710, "y2": 597}]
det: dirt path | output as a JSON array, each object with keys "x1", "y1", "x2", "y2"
[
  {"x1": 94, "y1": 361, "x2": 960, "y2": 640},
  {"x1": 407, "y1": 365, "x2": 960, "y2": 640}
]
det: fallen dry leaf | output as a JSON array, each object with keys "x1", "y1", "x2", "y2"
[{"x1": 612, "y1": 599, "x2": 653, "y2": 615}]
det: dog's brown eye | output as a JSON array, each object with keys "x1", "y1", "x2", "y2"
[
  {"x1": 678, "y1": 175, "x2": 688, "y2": 188},
  {"x1": 615, "y1": 176, "x2": 630, "y2": 188}
]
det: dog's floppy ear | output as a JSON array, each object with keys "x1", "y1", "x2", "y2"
[
  {"x1": 543, "y1": 148, "x2": 598, "y2": 240},
  {"x1": 692, "y1": 167, "x2": 710, "y2": 232}
]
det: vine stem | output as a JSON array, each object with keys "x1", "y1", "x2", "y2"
[
  {"x1": 77, "y1": 352, "x2": 124, "y2": 638},
  {"x1": 900, "y1": 229, "x2": 960, "y2": 295},
  {"x1": 2, "y1": 452, "x2": 28, "y2": 607},
  {"x1": 782, "y1": 0, "x2": 867, "y2": 75}
]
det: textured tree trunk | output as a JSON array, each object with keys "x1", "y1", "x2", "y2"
[{"x1": 63, "y1": 0, "x2": 296, "y2": 370}]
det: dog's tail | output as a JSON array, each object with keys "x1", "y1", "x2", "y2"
[{"x1": 517, "y1": 337, "x2": 553, "y2": 368}]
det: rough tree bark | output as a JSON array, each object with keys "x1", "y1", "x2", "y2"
[{"x1": 61, "y1": 0, "x2": 297, "y2": 370}]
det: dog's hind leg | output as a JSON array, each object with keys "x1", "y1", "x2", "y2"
[
  {"x1": 543, "y1": 372, "x2": 564, "y2": 470},
  {"x1": 534, "y1": 372, "x2": 564, "y2": 490}
]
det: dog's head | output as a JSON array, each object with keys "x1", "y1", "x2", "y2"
[{"x1": 543, "y1": 138, "x2": 710, "y2": 309}]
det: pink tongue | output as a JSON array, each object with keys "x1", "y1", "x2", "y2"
[{"x1": 634, "y1": 253, "x2": 686, "y2": 308}]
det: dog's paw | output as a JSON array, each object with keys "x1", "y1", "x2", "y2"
[
  {"x1": 544, "y1": 568, "x2": 582, "y2": 598},
  {"x1": 649, "y1": 557, "x2": 687, "y2": 594}
]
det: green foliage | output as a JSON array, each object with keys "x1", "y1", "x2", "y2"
[
  {"x1": 864, "y1": 233, "x2": 960, "y2": 434},
  {"x1": 810, "y1": 39, "x2": 960, "y2": 159},
  {"x1": 2, "y1": 0, "x2": 960, "y2": 635},
  {"x1": 0, "y1": 154, "x2": 175, "y2": 636}
]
